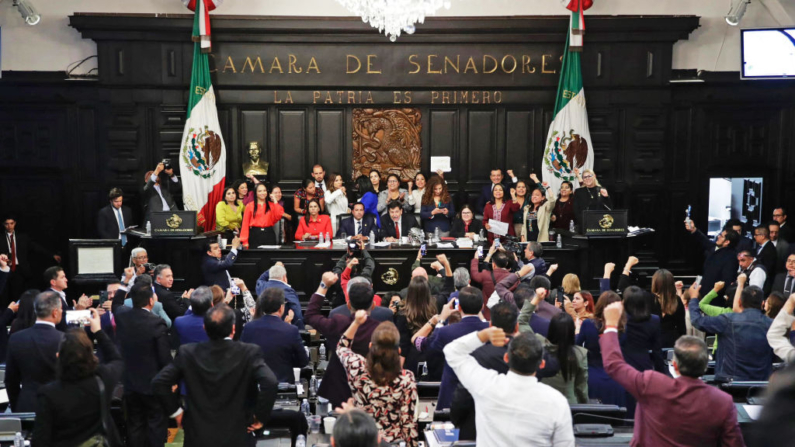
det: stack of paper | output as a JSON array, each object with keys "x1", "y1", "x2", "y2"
[{"x1": 456, "y1": 238, "x2": 474, "y2": 248}]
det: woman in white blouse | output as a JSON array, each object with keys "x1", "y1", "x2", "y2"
[
  {"x1": 407, "y1": 172, "x2": 426, "y2": 214},
  {"x1": 325, "y1": 172, "x2": 349, "y2": 234}
]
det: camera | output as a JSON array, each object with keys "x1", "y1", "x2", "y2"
[
  {"x1": 347, "y1": 241, "x2": 362, "y2": 258},
  {"x1": 143, "y1": 262, "x2": 156, "y2": 273},
  {"x1": 162, "y1": 158, "x2": 172, "y2": 170},
  {"x1": 500, "y1": 236, "x2": 523, "y2": 259}
]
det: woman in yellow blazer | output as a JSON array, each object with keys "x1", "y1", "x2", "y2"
[
  {"x1": 216, "y1": 186, "x2": 244, "y2": 235},
  {"x1": 518, "y1": 173, "x2": 556, "y2": 242}
]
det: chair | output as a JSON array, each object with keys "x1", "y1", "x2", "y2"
[
  {"x1": 417, "y1": 381, "x2": 441, "y2": 399},
  {"x1": 336, "y1": 215, "x2": 352, "y2": 236},
  {"x1": 720, "y1": 381, "x2": 768, "y2": 403}
]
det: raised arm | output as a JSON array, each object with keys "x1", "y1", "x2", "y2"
[{"x1": 767, "y1": 294, "x2": 795, "y2": 362}]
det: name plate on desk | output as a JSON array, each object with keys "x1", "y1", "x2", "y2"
[
  {"x1": 150, "y1": 211, "x2": 197, "y2": 237},
  {"x1": 582, "y1": 210, "x2": 628, "y2": 237}
]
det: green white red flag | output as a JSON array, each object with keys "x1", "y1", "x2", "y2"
[
  {"x1": 542, "y1": 3, "x2": 593, "y2": 193},
  {"x1": 179, "y1": 1, "x2": 226, "y2": 231}
]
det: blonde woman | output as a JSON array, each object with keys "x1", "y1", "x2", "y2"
[
  {"x1": 518, "y1": 173, "x2": 556, "y2": 242},
  {"x1": 325, "y1": 173, "x2": 349, "y2": 235},
  {"x1": 573, "y1": 169, "x2": 612, "y2": 226}
]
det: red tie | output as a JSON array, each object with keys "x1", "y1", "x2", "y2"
[
  {"x1": 8, "y1": 235, "x2": 16, "y2": 272},
  {"x1": 395, "y1": 221, "x2": 400, "y2": 239}
]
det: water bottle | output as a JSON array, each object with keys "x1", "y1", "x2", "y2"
[
  {"x1": 480, "y1": 228, "x2": 486, "y2": 240},
  {"x1": 300, "y1": 399, "x2": 311, "y2": 417},
  {"x1": 325, "y1": 232, "x2": 330, "y2": 244},
  {"x1": 217, "y1": 234, "x2": 221, "y2": 246},
  {"x1": 319, "y1": 232, "x2": 324, "y2": 244},
  {"x1": 422, "y1": 362, "x2": 429, "y2": 377},
  {"x1": 318, "y1": 343, "x2": 326, "y2": 361},
  {"x1": 556, "y1": 234, "x2": 563, "y2": 248},
  {"x1": 145, "y1": 221, "x2": 151, "y2": 235},
  {"x1": 369, "y1": 230, "x2": 376, "y2": 246},
  {"x1": 296, "y1": 435, "x2": 306, "y2": 447},
  {"x1": 13, "y1": 433, "x2": 23, "y2": 447},
  {"x1": 569, "y1": 219, "x2": 576, "y2": 233},
  {"x1": 304, "y1": 346, "x2": 310, "y2": 359},
  {"x1": 434, "y1": 226, "x2": 440, "y2": 242},
  {"x1": 309, "y1": 375, "x2": 317, "y2": 397}
]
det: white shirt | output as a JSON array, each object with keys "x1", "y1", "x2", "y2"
[
  {"x1": 444, "y1": 332, "x2": 575, "y2": 447},
  {"x1": 739, "y1": 265, "x2": 767, "y2": 289},
  {"x1": 408, "y1": 188, "x2": 425, "y2": 213},
  {"x1": 153, "y1": 184, "x2": 170, "y2": 211},
  {"x1": 325, "y1": 188, "x2": 349, "y2": 234},
  {"x1": 315, "y1": 180, "x2": 327, "y2": 191},
  {"x1": 5, "y1": 232, "x2": 18, "y2": 265},
  {"x1": 49, "y1": 288, "x2": 69, "y2": 309}
]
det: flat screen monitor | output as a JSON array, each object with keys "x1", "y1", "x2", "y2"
[{"x1": 741, "y1": 28, "x2": 795, "y2": 79}]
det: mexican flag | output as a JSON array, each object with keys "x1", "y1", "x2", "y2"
[
  {"x1": 179, "y1": 1, "x2": 226, "y2": 231},
  {"x1": 542, "y1": 6, "x2": 593, "y2": 193}
]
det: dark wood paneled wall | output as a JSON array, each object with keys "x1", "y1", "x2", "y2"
[{"x1": 1, "y1": 15, "x2": 794, "y2": 280}]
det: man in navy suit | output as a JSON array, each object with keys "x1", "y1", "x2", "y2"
[
  {"x1": 201, "y1": 237, "x2": 240, "y2": 290},
  {"x1": 415, "y1": 286, "x2": 489, "y2": 409},
  {"x1": 752, "y1": 225, "x2": 778, "y2": 293},
  {"x1": 115, "y1": 282, "x2": 173, "y2": 447},
  {"x1": 379, "y1": 201, "x2": 418, "y2": 242},
  {"x1": 241, "y1": 288, "x2": 309, "y2": 383},
  {"x1": 174, "y1": 286, "x2": 213, "y2": 346},
  {"x1": 256, "y1": 263, "x2": 304, "y2": 329},
  {"x1": 336, "y1": 202, "x2": 376, "y2": 240},
  {"x1": 475, "y1": 169, "x2": 517, "y2": 214},
  {"x1": 97, "y1": 187, "x2": 134, "y2": 246},
  {"x1": 44, "y1": 266, "x2": 91, "y2": 331},
  {"x1": 5, "y1": 291, "x2": 64, "y2": 412}
]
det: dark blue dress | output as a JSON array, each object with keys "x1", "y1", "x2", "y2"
[{"x1": 576, "y1": 319, "x2": 627, "y2": 407}]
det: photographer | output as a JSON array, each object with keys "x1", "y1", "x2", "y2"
[
  {"x1": 121, "y1": 248, "x2": 154, "y2": 288},
  {"x1": 470, "y1": 241, "x2": 514, "y2": 319},
  {"x1": 333, "y1": 241, "x2": 375, "y2": 282},
  {"x1": 143, "y1": 160, "x2": 181, "y2": 225}
]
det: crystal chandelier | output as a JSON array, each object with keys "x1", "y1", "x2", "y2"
[{"x1": 336, "y1": 0, "x2": 452, "y2": 42}]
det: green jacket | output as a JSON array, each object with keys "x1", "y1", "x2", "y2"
[{"x1": 698, "y1": 289, "x2": 733, "y2": 352}]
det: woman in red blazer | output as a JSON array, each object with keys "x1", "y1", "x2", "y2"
[
  {"x1": 295, "y1": 199, "x2": 332, "y2": 241},
  {"x1": 482, "y1": 183, "x2": 521, "y2": 244}
]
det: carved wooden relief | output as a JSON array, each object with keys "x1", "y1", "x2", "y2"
[{"x1": 352, "y1": 108, "x2": 422, "y2": 182}]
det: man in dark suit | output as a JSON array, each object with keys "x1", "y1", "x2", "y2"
[
  {"x1": 336, "y1": 202, "x2": 376, "y2": 240},
  {"x1": 774, "y1": 207, "x2": 794, "y2": 243},
  {"x1": 5, "y1": 291, "x2": 64, "y2": 412},
  {"x1": 153, "y1": 264, "x2": 189, "y2": 322},
  {"x1": 115, "y1": 282, "x2": 173, "y2": 447},
  {"x1": 753, "y1": 225, "x2": 778, "y2": 280},
  {"x1": 174, "y1": 286, "x2": 213, "y2": 346},
  {"x1": 725, "y1": 219, "x2": 754, "y2": 254},
  {"x1": 379, "y1": 201, "x2": 417, "y2": 242},
  {"x1": 475, "y1": 168, "x2": 516, "y2": 214},
  {"x1": 153, "y1": 305, "x2": 279, "y2": 447},
  {"x1": 255, "y1": 263, "x2": 305, "y2": 329},
  {"x1": 415, "y1": 286, "x2": 489, "y2": 410},
  {"x1": 686, "y1": 221, "x2": 740, "y2": 306},
  {"x1": 240, "y1": 288, "x2": 308, "y2": 383},
  {"x1": 43, "y1": 266, "x2": 91, "y2": 331},
  {"x1": 601, "y1": 302, "x2": 744, "y2": 446},
  {"x1": 772, "y1": 254, "x2": 795, "y2": 296},
  {"x1": 1, "y1": 216, "x2": 61, "y2": 305},
  {"x1": 143, "y1": 162, "x2": 181, "y2": 224},
  {"x1": 201, "y1": 237, "x2": 240, "y2": 289},
  {"x1": 769, "y1": 221, "x2": 792, "y2": 273},
  {"x1": 305, "y1": 273, "x2": 381, "y2": 407},
  {"x1": 97, "y1": 187, "x2": 133, "y2": 247}
]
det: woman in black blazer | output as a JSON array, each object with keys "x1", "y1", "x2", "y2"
[
  {"x1": 33, "y1": 309, "x2": 123, "y2": 447},
  {"x1": 449, "y1": 204, "x2": 483, "y2": 238}
]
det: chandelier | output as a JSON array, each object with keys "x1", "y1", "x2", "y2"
[{"x1": 336, "y1": 0, "x2": 452, "y2": 42}]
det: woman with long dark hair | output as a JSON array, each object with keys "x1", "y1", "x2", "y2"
[
  {"x1": 576, "y1": 291, "x2": 627, "y2": 406},
  {"x1": 420, "y1": 177, "x2": 455, "y2": 237},
  {"x1": 518, "y1": 173, "x2": 556, "y2": 242},
  {"x1": 542, "y1": 313, "x2": 588, "y2": 404},
  {"x1": 369, "y1": 169, "x2": 382, "y2": 195},
  {"x1": 551, "y1": 180, "x2": 575, "y2": 231},
  {"x1": 394, "y1": 276, "x2": 438, "y2": 378},
  {"x1": 294, "y1": 178, "x2": 325, "y2": 216},
  {"x1": 338, "y1": 312, "x2": 418, "y2": 446},
  {"x1": 215, "y1": 186, "x2": 244, "y2": 235},
  {"x1": 33, "y1": 309, "x2": 123, "y2": 447},
  {"x1": 355, "y1": 175, "x2": 381, "y2": 228},
  {"x1": 407, "y1": 172, "x2": 427, "y2": 214},
  {"x1": 10, "y1": 289, "x2": 38, "y2": 334},
  {"x1": 481, "y1": 183, "x2": 520, "y2": 244},
  {"x1": 241, "y1": 183, "x2": 285, "y2": 248},
  {"x1": 295, "y1": 198, "x2": 332, "y2": 241},
  {"x1": 232, "y1": 174, "x2": 261, "y2": 206},
  {"x1": 510, "y1": 180, "x2": 529, "y2": 236},
  {"x1": 377, "y1": 174, "x2": 411, "y2": 214}
]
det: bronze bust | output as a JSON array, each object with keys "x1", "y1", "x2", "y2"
[{"x1": 242, "y1": 141, "x2": 269, "y2": 176}]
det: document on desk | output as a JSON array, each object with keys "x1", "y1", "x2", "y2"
[
  {"x1": 487, "y1": 219, "x2": 509, "y2": 236},
  {"x1": 257, "y1": 245, "x2": 282, "y2": 249},
  {"x1": 743, "y1": 404, "x2": 763, "y2": 420},
  {"x1": 436, "y1": 243, "x2": 455, "y2": 248},
  {"x1": 373, "y1": 242, "x2": 392, "y2": 247}
]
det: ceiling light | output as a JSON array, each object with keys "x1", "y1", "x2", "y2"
[
  {"x1": 13, "y1": 0, "x2": 41, "y2": 26},
  {"x1": 726, "y1": 0, "x2": 750, "y2": 26}
]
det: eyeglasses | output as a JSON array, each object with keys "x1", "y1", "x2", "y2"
[
  {"x1": 787, "y1": 259, "x2": 795, "y2": 264},
  {"x1": 773, "y1": 214, "x2": 784, "y2": 218},
  {"x1": 582, "y1": 175, "x2": 594, "y2": 179}
]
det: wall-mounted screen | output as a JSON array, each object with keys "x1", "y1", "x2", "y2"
[{"x1": 741, "y1": 28, "x2": 795, "y2": 79}]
